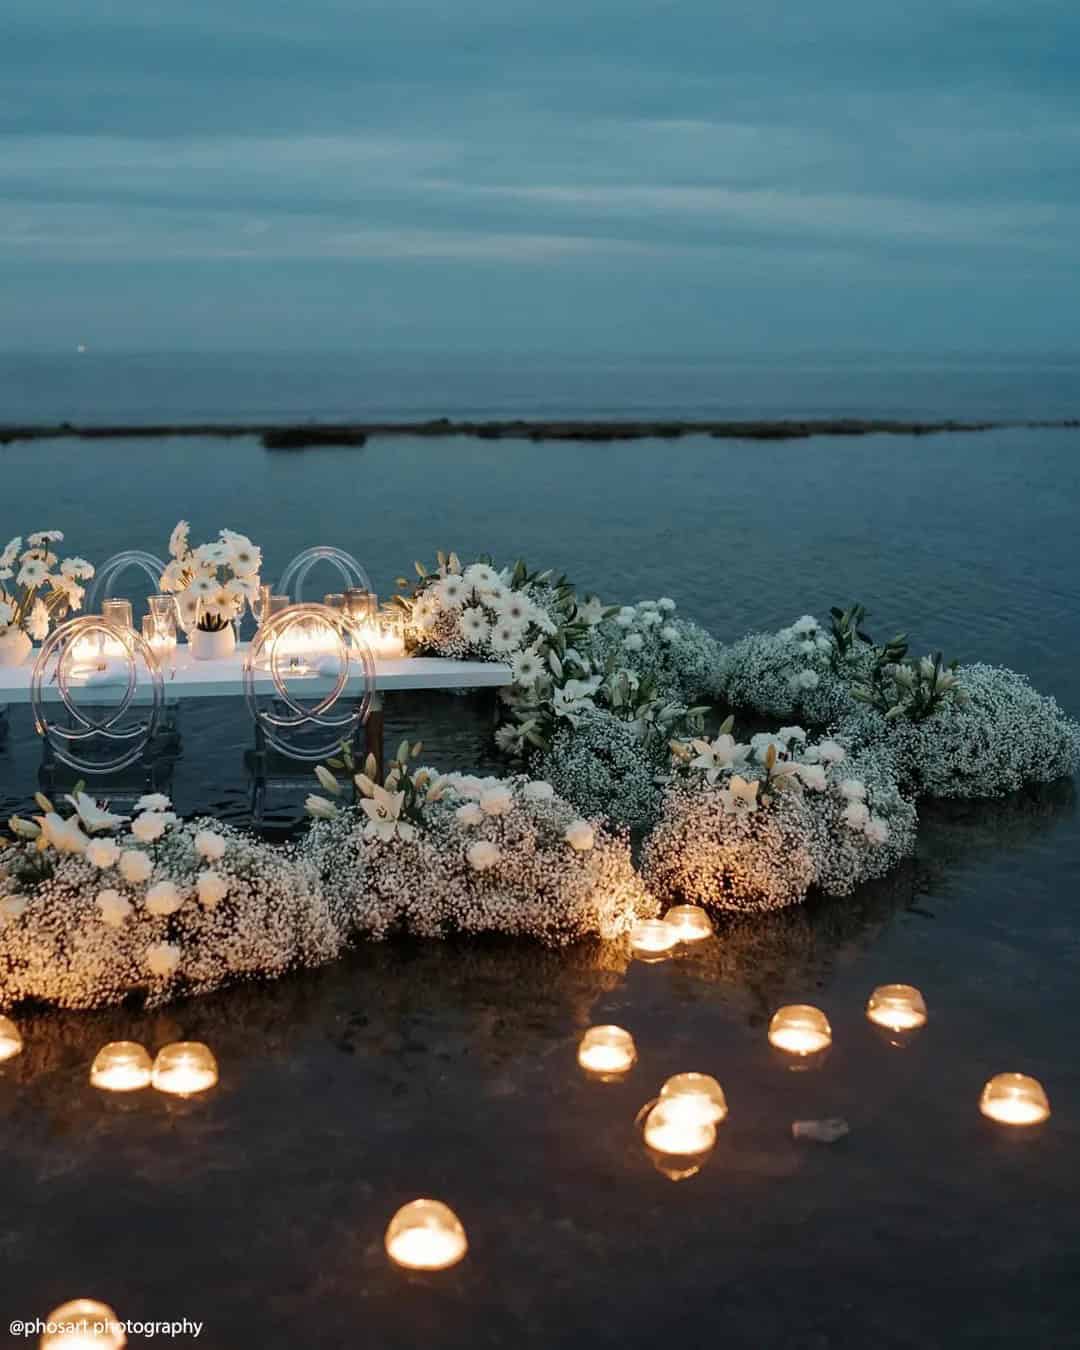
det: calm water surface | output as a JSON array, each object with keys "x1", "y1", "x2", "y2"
[{"x1": 1, "y1": 427, "x2": 1079, "y2": 1348}]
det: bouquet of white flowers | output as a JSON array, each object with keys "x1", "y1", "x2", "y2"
[
  {"x1": 159, "y1": 521, "x2": 262, "y2": 633},
  {"x1": 0, "y1": 530, "x2": 94, "y2": 663}
]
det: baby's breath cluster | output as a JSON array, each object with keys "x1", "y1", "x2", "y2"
[
  {"x1": 0, "y1": 791, "x2": 339, "y2": 1009},
  {"x1": 642, "y1": 722, "x2": 917, "y2": 912}
]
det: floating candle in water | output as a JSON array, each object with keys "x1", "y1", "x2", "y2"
[
  {"x1": 866, "y1": 984, "x2": 928, "y2": 1033},
  {"x1": 979, "y1": 1073, "x2": 1051, "y2": 1126},
  {"x1": 39, "y1": 1298, "x2": 126, "y2": 1347},
  {"x1": 577, "y1": 1025, "x2": 637, "y2": 1078},
  {"x1": 90, "y1": 1041, "x2": 153, "y2": 1092},
  {"x1": 662, "y1": 904, "x2": 714, "y2": 943},
  {"x1": 385, "y1": 1199, "x2": 468, "y2": 1271},
  {"x1": 150, "y1": 1041, "x2": 218, "y2": 1097},
  {"x1": 643, "y1": 1099, "x2": 717, "y2": 1157},
  {"x1": 768, "y1": 1005, "x2": 832, "y2": 1056},
  {"x1": 629, "y1": 918, "x2": 679, "y2": 959},
  {"x1": 659, "y1": 1072, "x2": 728, "y2": 1126},
  {"x1": 0, "y1": 1014, "x2": 23, "y2": 1062}
]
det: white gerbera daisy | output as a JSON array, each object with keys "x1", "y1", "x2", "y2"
[
  {"x1": 460, "y1": 606, "x2": 490, "y2": 645},
  {"x1": 60, "y1": 556, "x2": 94, "y2": 580},
  {"x1": 490, "y1": 622, "x2": 523, "y2": 655},
  {"x1": 16, "y1": 559, "x2": 48, "y2": 588},
  {"x1": 435, "y1": 574, "x2": 467, "y2": 607},
  {"x1": 511, "y1": 646, "x2": 543, "y2": 686},
  {"x1": 27, "y1": 599, "x2": 50, "y2": 641},
  {"x1": 230, "y1": 543, "x2": 262, "y2": 577},
  {"x1": 463, "y1": 563, "x2": 499, "y2": 591},
  {"x1": 28, "y1": 530, "x2": 63, "y2": 547},
  {"x1": 496, "y1": 593, "x2": 533, "y2": 628},
  {"x1": 168, "y1": 521, "x2": 190, "y2": 559}
]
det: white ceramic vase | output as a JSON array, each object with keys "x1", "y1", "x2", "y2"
[
  {"x1": 0, "y1": 628, "x2": 32, "y2": 668},
  {"x1": 189, "y1": 624, "x2": 236, "y2": 661}
]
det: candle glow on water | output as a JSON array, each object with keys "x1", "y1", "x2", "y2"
[
  {"x1": 150, "y1": 1042, "x2": 218, "y2": 1096},
  {"x1": 979, "y1": 1073, "x2": 1051, "y2": 1126},
  {"x1": 659, "y1": 1072, "x2": 728, "y2": 1126},
  {"x1": 577, "y1": 1025, "x2": 636, "y2": 1077},
  {"x1": 90, "y1": 1042, "x2": 153, "y2": 1092},
  {"x1": 385, "y1": 1199, "x2": 468, "y2": 1271},
  {"x1": 662, "y1": 905, "x2": 714, "y2": 943},
  {"x1": 643, "y1": 1099, "x2": 717, "y2": 1157},
  {"x1": 629, "y1": 919, "x2": 679, "y2": 958},
  {"x1": 768, "y1": 1005, "x2": 832, "y2": 1056},
  {"x1": 866, "y1": 984, "x2": 928, "y2": 1033},
  {"x1": 0, "y1": 1014, "x2": 23, "y2": 1062}
]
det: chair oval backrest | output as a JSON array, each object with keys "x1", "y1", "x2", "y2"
[
  {"x1": 31, "y1": 615, "x2": 164, "y2": 775},
  {"x1": 243, "y1": 602, "x2": 375, "y2": 761},
  {"x1": 275, "y1": 547, "x2": 373, "y2": 604},
  {"x1": 84, "y1": 550, "x2": 167, "y2": 615}
]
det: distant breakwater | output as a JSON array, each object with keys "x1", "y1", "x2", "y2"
[{"x1": 2, "y1": 416, "x2": 1078, "y2": 449}]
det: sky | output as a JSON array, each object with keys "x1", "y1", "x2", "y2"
[{"x1": 2, "y1": 0, "x2": 1079, "y2": 354}]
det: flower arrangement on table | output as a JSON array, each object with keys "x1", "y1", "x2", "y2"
[
  {"x1": 302, "y1": 739, "x2": 657, "y2": 944},
  {"x1": 0, "y1": 790, "x2": 338, "y2": 1009},
  {"x1": 641, "y1": 719, "x2": 918, "y2": 914},
  {"x1": 158, "y1": 522, "x2": 262, "y2": 657},
  {"x1": 0, "y1": 531, "x2": 94, "y2": 666}
]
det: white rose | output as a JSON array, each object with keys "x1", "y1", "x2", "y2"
[
  {"x1": 778, "y1": 726, "x2": 807, "y2": 743},
  {"x1": 146, "y1": 942, "x2": 181, "y2": 978},
  {"x1": 456, "y1": 803, "x2": 483, "y2": 827},
  {"x1": 96, "y1": 888, "x2": 133, "y2": 928},
  {"x1": 623, "y1": 633, "x2": 644, "y2": 652},
  {"x1": 197, "y1": 870, "x2": 229, "y2": 910},
  {"x1": 564, "y1": 820, "x2": 595, "y2": 852},
  {"x1": 131, "y1": 812, "x2": 166, "y2": 843},
  {"x1": 659, "y1": 625, "x2": 678, "y2": 643},
  {"x1": 118, "y1": 850, "x2": 153, "y2": 884},
  {"x1": 796, "y1": 763, "x2": 828, "y2": 791},
  {"x1": 798, "y1": 670, "x2": 820, "y2": 690},
  {"x1": 145, "y1": 880, "x2": 184, "y2": 916},
  {"x1": 615, "y1": 612, "x2": 634, "y2": 629},
  {"x1": 522, "y1": 780, "x2": 554, "y2": 801},
  {"x1": 134, "y1": 793, "x2": 171, "y2": 813},
  {"x1": 86, "y1": 838, "x2": 121, "y2": 869},
  {"x1": 842, "y1": 801, "x2": 870, "y2": 830},
  {"x1": 194, "y1": 829, "x2": 227, "y2": 861},
  {"x1": 838, "y1": 779, "x2": 867, "y2": 801},
  {"x1": 658, "y1": 597, "x2": 676, "y2": 612},
  {"x1": 865, "y1": 816, "x2": 890, "y2": 845},
  {"x1": 467, "y1": 840, "x2": 500, "y2": 872},
  {"x1": 817, "y1": 740, "x2": 846, "y2": 764},
  {"x1": 479, "y1": 788, "x2": 513, "y2": 816}
]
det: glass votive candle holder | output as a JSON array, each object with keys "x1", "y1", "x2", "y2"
[
  {"x1": 659, "y1": 1072, "x2": 728, "y2": 1126},
  {"x1": 148, "y1": 594, "x2": 178, "y2": 635},
  {"x1": 141, "y1": 615, "x2": 176, "y2": 672},
  {"x1": 101, "y1": 598, "x2": 134, "y2": 630},
  {"x1": 90, "y1": 1041, "x2": 153, "y2": 1092},
  {"x1": 40, "y1": 1298, "x2": 126, "y2": 1348},
  {"x1": 643, "y1": 1099, "x2": 717, "y2": 1157},
  {"x1": 629, "y1": 918, "x2": 679, "y2": 961},
  {"x1": 768, "y1": 1005, "x2": 833, "y2": 1057},
  {"x1": 577, "y1": 1025, "x2": 637, "y2": 1080},
  {"x1": 385, "y1": 1199, "x2": 468, "y2": 1271},
  {"x1": 151, "y1": 1042, "x2": 219, "y2": 1097},
  {"x1": 979, "y1": 1073, "x2": 1051, "y2": 1127},
  {"x1": 866, "y1": 984, "x2": 928, "y2": 1034},
  {"x1": 322, "y1": 593, "x2": 346, "y2": 610},
  {"x1": 0, "y1": 1014, "x2": 23, "y2": 1062},
  {"x1": 663, "y1": 904, "x2": 714, "y2": 943},
  {"x1": 344, "y1": 588, "x2": 378, "y2": 622}
]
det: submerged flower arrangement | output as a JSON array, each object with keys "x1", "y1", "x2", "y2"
[
  {"x1": 0, "y1": 530, "x2": 94, "y2": 656},
  {"x1": 641, "y1": 721, "x2": 918, "y2": 913},
  {"x1": 0, "y1": 791, "x2": 338, "y2": 1009},
  {"x1": 302, "y1": 741, "x2": 657, "y2": 945},
  {"x1": 159, "y1": 521, "x2": 262, "y2": 632}
]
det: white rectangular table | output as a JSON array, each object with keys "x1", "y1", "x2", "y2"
[{"x1": 0, "y1": 645, "x2": 513, "y2": 777}]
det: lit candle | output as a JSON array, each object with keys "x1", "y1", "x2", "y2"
[
  {"x1": 150, "y1": 1041, "x2": 218, "y2": 1097},
  {"x1": 768, "y1": 1005, "x2": 832, "y2": 1056},
  {"x1": 979, "y1": 1073, "x2": 1051, "y2": 1127},
  {"x1": 629, "y1": 918, "x2": 679, "y2": 959},
  {"x1": 662, "y1": 904, "x2": 714, "y2": 943},
  {"x1": 577, "y1": 1025, "x2": 637, "y2": 1079},
  {"x1": 385, "y1": 1199, "x2": 468, "y2": 1271},
  {"x1": 39, "y1": 1298, "x2": 125, "y2": 1348},
  {"x1": 866, "y1": 984, "x2": 928, "y2": 1033},
  {"x1": 0, "y1": 1014, "x2": 23, "y2": 1062},
  {"x1": 643, "y1": 1099, "x2": 717, "y2": 1157},
  {"x1": 90, "y1": 1041, "x2": 153, "y2": 1092},
  {"x1": 659, "y1": 1072, "x2": 728, "y2": 1126}
]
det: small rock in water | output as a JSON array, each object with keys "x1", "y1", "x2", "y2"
[{"x1": 792, "y1": 1117, "x2": 850, "y2": 1144}]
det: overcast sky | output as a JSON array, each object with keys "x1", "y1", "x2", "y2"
[{"x1": 3, "y1": 0, "x2": 1078, "y2": 353}]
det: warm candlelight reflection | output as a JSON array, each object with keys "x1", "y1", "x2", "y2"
[
  {"x1": 39, "y1": 1298, "x2": 126, "y2": 1347},
  {"x1": 150, "y1": 1041, "x2": 219, "y2": 1097},
  {"x1": 0, "y1": 1013, "x2": 23, "y2": 1062},
  {"x1": 90, "y1": 1041, "x2": 153, "y2": 1092},
  {"x1": 662, "y1": 904, "x2": 714, "y2": 943},
  {"x1": 385, "y1": 1199, "x2": 468, "y2": 1271},
  {"x1": 768, "y1": 1005, "x2": 832, "y2": 1056},
  {"x1": 643, "y1": 1099, "x2": 717, "y2": 1157},
  {"x1": 629, "y1": 918, "x2": 679, "y2": 960},
  {"x1": 577, "y1": 1025, "x2": 637, "y2": 1079},
  {"x1": 659, "y1": 1072, "x2": 728, "y2": 1126},
  {"x1": 979, "y1": 1073, "x2": 1051, "y2": 1126},
  {"x1": 866, "y1": 984, "x2": 928, "y2": 1033}
]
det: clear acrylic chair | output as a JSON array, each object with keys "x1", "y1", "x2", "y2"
[
  {"x1": 84, "y1": 549, "x2": 167, "y2": 615},
  {"x1": 275, "y1": 546, "x2": 373, "y2": 603}
]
